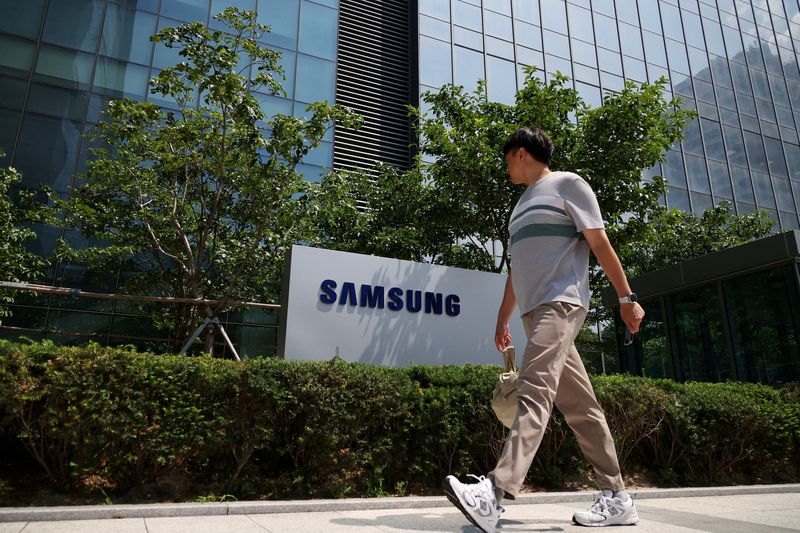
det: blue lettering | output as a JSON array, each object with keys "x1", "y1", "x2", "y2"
[
  {"x1": 339, "y1": 282, "x2": 357, "y2": 305},
  {"x1": 319, "y1": 279, "x2": 337, "y2": 304},
  {"x1": 360, "y1": 284, "x2": 385, "y2": 308},
  {"x1": 387, "y1": 287, "x2": 403, "y2": 311},
  {"x1": 445, "y1": 295, "x2": 461, "y2": 317},
  {"x1": 406, "y1": 290, "x2": 422, "y2": 313},
  {"x1": 424, "y1": 292, "x2": 443, "y2": 315}
]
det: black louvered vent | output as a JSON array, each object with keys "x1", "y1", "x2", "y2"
[{"x1": 334, "y1": 0, "x2": 418, "y2": 171}]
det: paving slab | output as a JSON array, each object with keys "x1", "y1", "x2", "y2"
[
  {"x1": 18, "y1": 518, "x2": 147, "y2": 533},
  {"x1": 145, "y1": 514, "x2": 271, "y2": 533},
  {"x1": 0, "y1": 525, "x2": 26, "y2": 533}
]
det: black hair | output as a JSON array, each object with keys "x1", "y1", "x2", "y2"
[{"x1": 502, "y1": 127, "x2": 554, "y2": 166}]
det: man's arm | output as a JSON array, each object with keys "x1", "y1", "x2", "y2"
[
  {"x1": 582, "y1": 228, "x2": 645, "y2": 333},
  {"x1": 495, "y1": 273, "x2": 516, "y2": 351}
]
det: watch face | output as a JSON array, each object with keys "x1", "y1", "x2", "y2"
[{"x1": 629, "y1": 293, "x2": 638, "y2": 302}]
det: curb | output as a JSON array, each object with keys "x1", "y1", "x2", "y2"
[{"x1": 2, "y1": 483, "x2": 799, "y2": 522}]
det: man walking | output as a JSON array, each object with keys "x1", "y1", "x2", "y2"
[{"x1": 443, "y1": 127, "x2": 645, "y2": 531}]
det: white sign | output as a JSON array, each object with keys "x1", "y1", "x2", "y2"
[{"x1": 278, "y1": 245, "x2": 526, "y2": 366}]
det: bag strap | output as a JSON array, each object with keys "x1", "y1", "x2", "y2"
[{"x1": 501, "y1": 345, "x2": 516, "y2": 372}]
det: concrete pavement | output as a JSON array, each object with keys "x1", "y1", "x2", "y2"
[{"x1": 1, "y1": 485, "x2": 799, "y2": 532}]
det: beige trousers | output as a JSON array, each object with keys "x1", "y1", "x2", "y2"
[{"x1": 488, "y1": 301, "x2": 625, "y2": 499}]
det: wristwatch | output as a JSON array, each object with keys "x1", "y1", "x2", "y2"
[{"x1": 619, "y1": 293, "x2": 638, "y2": 304}]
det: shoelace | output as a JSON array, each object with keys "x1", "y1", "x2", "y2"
[
  {"x1": 464, "y1": 474, "x2": 494, "y2": 501},
  {"x1": 590, "y1": 493, "x2": 612, "y2": 514}
]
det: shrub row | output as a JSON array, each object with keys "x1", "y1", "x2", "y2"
[{"x1": 0, "y1": 340, "x2": 798, "y2": 500}]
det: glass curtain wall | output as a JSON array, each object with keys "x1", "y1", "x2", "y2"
[
  {"x1": 418, "y1": 0, "x2": 800, "y2": 228},
  {"x1": 618, "y1": 262, "x2": 800, "y2": 384},
  {"x1": 0, "y1": 0, "x2": 341, "y2": 356}
]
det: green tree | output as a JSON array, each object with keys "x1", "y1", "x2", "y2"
[
  {"x1": 614, "y1": 201, "x2": 774, "y2": 278},
  {"x1": 59, "y1": 9, "x2": 361, "y2": 353},
  {"x1": 315, "y1": 71, "x2": 694, "y2": 273},
  {"x1": 0, "y1": 152, "x2": 50, "y2": 322}
]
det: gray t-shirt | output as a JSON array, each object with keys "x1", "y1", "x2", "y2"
[{"x1": 508, "y1": 171, "x2": 604, "y2": 315}]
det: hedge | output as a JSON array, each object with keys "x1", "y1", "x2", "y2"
[{"x1": 0, "y1": 340, "x2": 798, "y2": 501}]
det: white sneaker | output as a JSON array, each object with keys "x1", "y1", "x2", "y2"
[
  {"x1": 573, "y1": 490, "x2": 640, "y2": 527},
  {"x1": 442, "y1": 474, "x2": 503, "y2": 533}
]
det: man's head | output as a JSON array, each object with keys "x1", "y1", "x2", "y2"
[{"x1": 503, "y1": 127, "x2": 554, "y2": 185}]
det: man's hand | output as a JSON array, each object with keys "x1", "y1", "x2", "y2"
[
  {"x1": 495, "y1": 320, "x2": 512, "y2": 352},
  {"x1": 620, "y1": 302, "x2": 645, "y2": 334}
]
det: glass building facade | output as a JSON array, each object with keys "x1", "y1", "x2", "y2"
[
  {"x1": 418, "y1": 0, "x2": 800, "y2": 227},
  {"x1": 0, "y1": 0, "x2": 341, "y2": 355},
  {"x1": 3, "y1": 0, "x2": 800, "y2": 367},
  {"x1": 608, "y1": 231, "x2": 800, "y2": 384}
]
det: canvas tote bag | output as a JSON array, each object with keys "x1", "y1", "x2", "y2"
[{"x1": 491, "y1": 345, "x2": 518, "y2": 429}]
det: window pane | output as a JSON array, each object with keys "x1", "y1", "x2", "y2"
[
  {"x1": 684, "y1": 120, "x2": 704, "y2": 156},
  {"x1": 541, "y1": 0, "x2": 567, "y2": 31},
  {"x1": 667, "y1": 185, "x2": 691, "y2": 210},
  {"x1": 598, "y1": 48, "x2": 623, "y2": 75},
  {"x1": 620, "y1": 23, "x2": 644, "y2": 59},
  {"x1": 298, "y1": 1, "x2": 338, "y2": 61},
  {"x1": 485, "y1": 11, "x2": 512, "y2": 40},
  {"x1": 42, "y1": 0, "x2": 104, "y2": 52},
  {"x1": 786, "y1": 143, "x2": 800, "y2": 181},
  {"x1": 688, "y1": 46, "x2": 711, "y2": 81},
  {"x1": 487, "y1": 36, "x2": 514, "y2": 59},
  {"x1": 764, "y1": 137, "x2": 789, "y2": 176},
  {"x1": 723, "y1": 24, "x2": 744, "y2": 60},
  {"x1": 14, "y1": 114, "x2": 80, "y2": 192},
  {"x1": 773, "y1": 177, "x2": 794, "y2": 211},
  {"x1": 420, "y1": 14, "x2": 451, "y2": 41},
  {"x1": 708, "y1": 160, "x2": 733, "y2": 198},
  {"x1": 517, "y1": 46, "x2": 544, "y2": 71},
  {"x1": 159, "y1": 0, "x2": 209, "y2": 22},
  {"x1": 454, "y1": 26, "x2": 484, "y2": 50},
  {"x1": 730, "y1": 62, "x2": 752, "y2": 93},
  {"x1": 683, "y1": 11, "x2": 704, "y2": 49},
  {"x1": 623, "y1": 56, "x2": 647, "y2": 81},
  {"x1": 0, "y1": 0, "x2": 46, "y2": 39},
  {"x1": 703, "y1": 19, "x2": 726, "y2": 56},
  {"x1": 660, "y1": 2, "x2": 683, "y2": 41},
  {"x1": 34, "y1": 46, "x2": 94, "y2": 89},
  {"x1": 665, "y1": 148, "x2": 688, "y2": 187},
  {"x1": 616, "y1": 0, "x2": 640, "y2": 26},
  {"x1": 744, "y1": 131, "x2": 769, "y2": 172},
  {"x1": 0, "y1": 77, "x2": 27, "y2": 109},
  {"x1": 701, "y1": 119, "x2": 725, "y2": 161},
  {"x1": 595, "y1": 14, "x2": 619, "y2": 52},
  {"x1": 258, "y1": 0, "x2": 299, "y2": 50},
  {"x1": 100, "y1": 4, "x2": 156, "y2": 65},
  {"x1": 454, "y1": 0, "x2": 482, "y2": 31},
  {"x1": 92, "y1": 58, "x2": 149, "y2": 99},
  {"x1": 419, "y1": 36, "x2": 452, "y2": 88},
  {"x1": 420, "y1": 0, "x2": 450, "y2": 21},
  {"x1": 639, "y1": 0, "x2": 662, "y2": 34},
  {"x1": 669, "y1": 285, "x2": 733, "y2": 381},
  {"x1": 0, "y1": 108, "x2": 20, "y2": 157},
  {"x1": 567, "y1": 4, "x2": 594, "y2": 43},
  {"x1": 294, "y1": 54, "x2": 335, "y2": 103},
  {"x1": 514, "y1": 21, "x2": 541, "y2": 50},
  {"x1": 731, "y1": 165, "x2": 756, "y2": 202},
  {"x1": 486, "y1": 55, "x2": 516, "y2": 104},
  {"x1": 724, "y1": 265, "x2": 800, "y2": 384},
  {"x1": 686, "y1": 153, "x2": 711, "y2": 192},
  {"x1": 643, "y1": 31, "x2": 667, "y2": 66},
  {"x1": 26, "y1": 83, "x2": 87, "y2": 120},
  {"x1": 485, "y1": 0, "x2": 511, "y2": 15},
  {"x1": 543, "y1": 30, "x2": 570, "y2": 60},
  {"x1": 753, "y1": 170, "x2": 776, "y2": 207},
  {"x1": 572, "y1": 39, "x2": 597, "y2": 68},
  {"x1": 666, "y1": 39, "x2": 690, "y2": 73},
  {"x1": 710, "y1": 55, "x2": 733, "y2": 87},
  {"x1": 513, "y1": 0, "x2": 539, "y2": 24},
  {"x1": 454, "y1": 45, "x2": 484, "y2": 94},
  {"x1": 0, "y1": 35, "x2": 36, "y2": 78}
]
